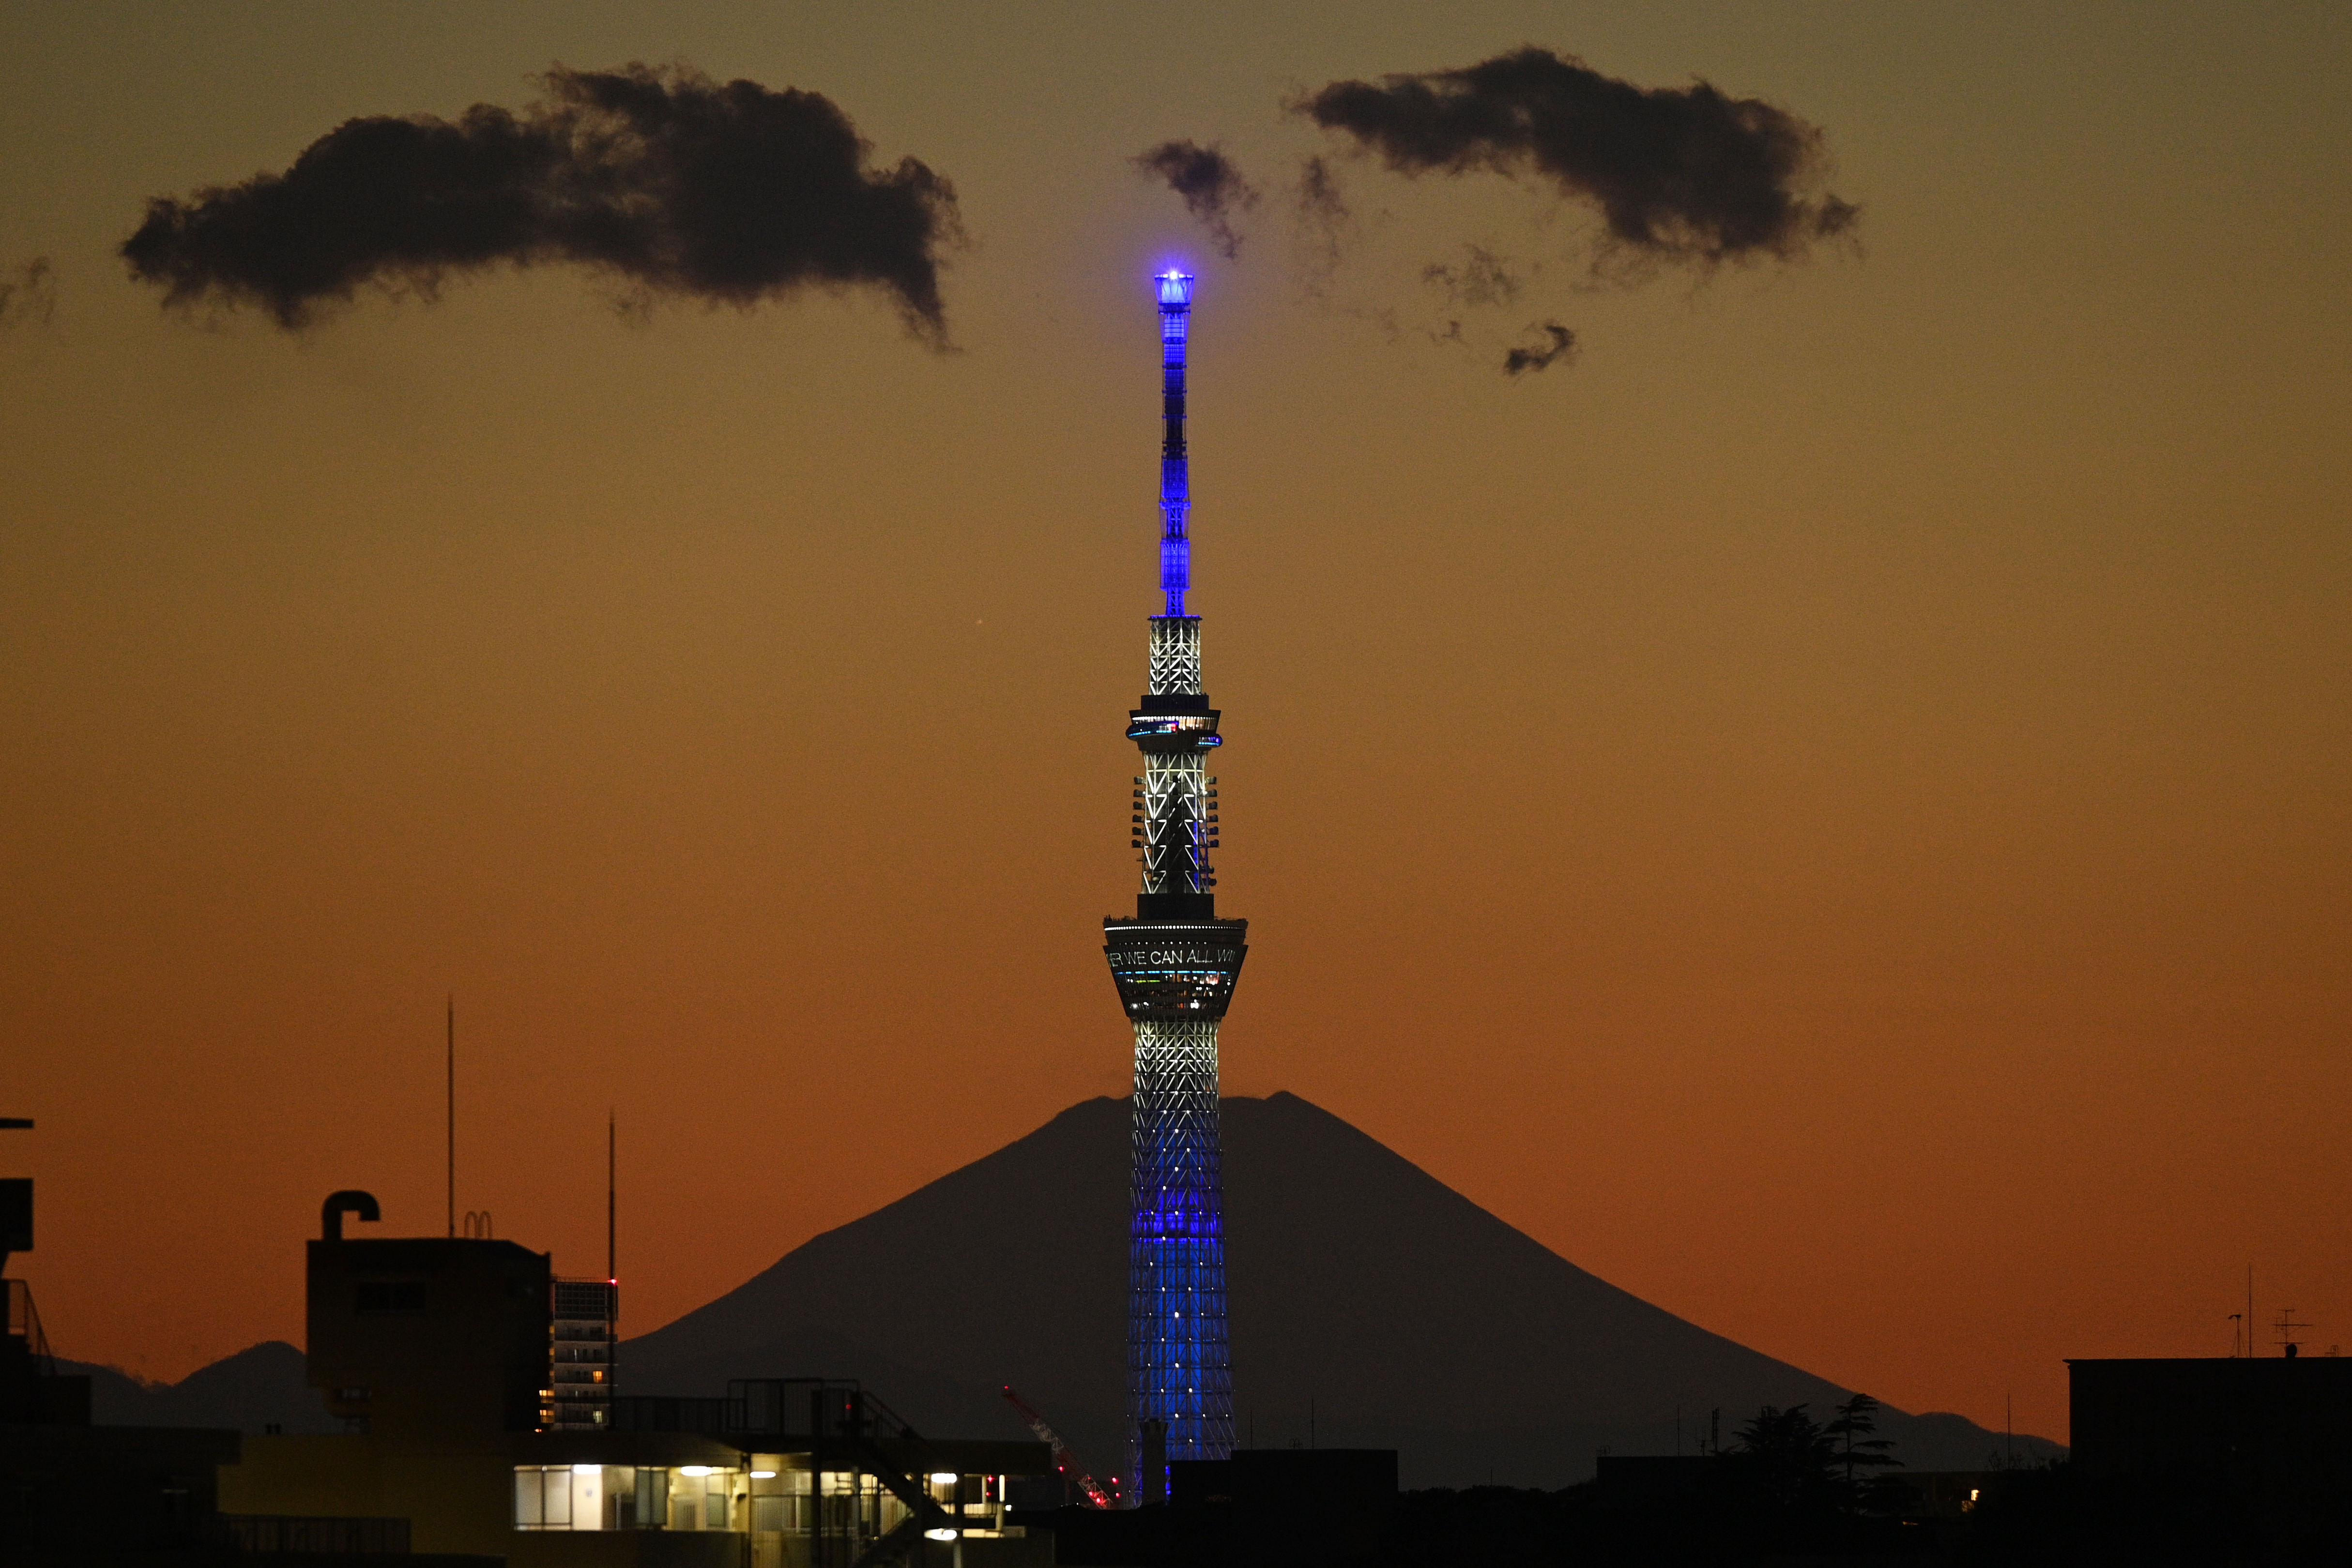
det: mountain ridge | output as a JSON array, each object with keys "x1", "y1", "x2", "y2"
[
  {"x1": 58, "y1": 1092, "x2": 2059, "y2": 1483},
  {"x1": 622, "y1": 1091, "x2": 2061, "y2": 1485},
  {"x1": 60, "y1": 1339, "x2": 336, "y2": 1432}
]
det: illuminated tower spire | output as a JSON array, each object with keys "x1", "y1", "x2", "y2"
[
  {"x1": 1105, "y1": 270, "x2": 1245, "y2": 1495},
  {"x1": 1158, "y1": 270, "x2": 1193, "y2": 618}
]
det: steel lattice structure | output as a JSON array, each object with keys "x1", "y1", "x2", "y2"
[{"x1": 1103, "y1": 272, "x2": 1246, "y2": 1495}]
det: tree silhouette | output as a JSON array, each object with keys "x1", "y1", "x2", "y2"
[
  {"x1": 1822, "y1": 1392, "x2": 1906, "y2": 1512},
  {"x1": 1735, "y1": 1403, "x2": 1837, "y2": 1513}
]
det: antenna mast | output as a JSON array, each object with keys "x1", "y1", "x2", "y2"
[
  {"x1": 445, "y1": 995, "x2": 455, "y2": 1239},
  {"x1": 608, "y1": 1110, "x2": 618, "y2": 1396},
  {"x1": 1159, "y1": 271, "x2": 1191, "y2": 617}
]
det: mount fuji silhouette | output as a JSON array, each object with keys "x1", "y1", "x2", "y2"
[{"x1": 624, "y1": 1092, "x2": 2057, "y2": 1486}]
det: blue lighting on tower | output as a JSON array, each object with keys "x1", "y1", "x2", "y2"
[{"x1": 1158, "y1": 270, "x2": 1193, "y2": 619}]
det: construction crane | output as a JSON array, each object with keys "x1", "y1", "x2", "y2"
[{"x1": 1001, "y1": 1385, "x2": 1118, "y2": 1510}]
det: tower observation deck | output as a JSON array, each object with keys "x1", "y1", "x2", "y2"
[{"x1": 1106, "y1": 270, "x2": 1244, "y2": 1497}]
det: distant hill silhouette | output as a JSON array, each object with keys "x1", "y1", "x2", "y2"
[
  {"x1": 623, "y1": 1093, "x2": 2060, "y2": 1486},
  {"x1": 62, "y1": 1340, "x2": 335, "y2": 1432}
]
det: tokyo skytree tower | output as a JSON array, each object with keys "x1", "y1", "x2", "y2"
[{"x1": 1103, "y1": 270, "x2": 1247, "y2": 1492}]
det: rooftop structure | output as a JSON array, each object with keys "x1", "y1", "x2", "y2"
[
  {"x1": 226, "y1": 1191, "x2": 1053, "y2": 1565},
  {"x1": 305, "y1": 1189, "x2": 553, "y2": 1443},
  {"x1": 1, "y1": 1116, "x2": 88, "y2": 1426}
]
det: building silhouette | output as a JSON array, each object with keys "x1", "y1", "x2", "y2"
[
  {"x1": 2, "y1": 1116, "x2": 245, "y2": 1561},
  {"x1": 221, "y1": 1189, "x2": 1054, "y2": 1565}
]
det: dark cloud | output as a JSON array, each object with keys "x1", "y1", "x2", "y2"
[
  {"x1": 1298, "y1": 46, "x2": 1858, "y2": 266},
  {"x1": 0, "y1": 258, "x2": 56, "y2": 328},
  {"x1": 121, "y1": 64, "x2": 962, "y2": 337},
  {"x1": 1421, "y1": 245, "x2": 1522, "y2": 307},
  {"x1": 1291, "y1": 155, "x2": 1354, "y2": 289},
  {"x1": 1296, "y1": 155, "x2": 1349, "y2": 240},
  {"x1": 1503, "y1": 320, "x2": 1576, "y2": 375},
  {"x1": 1132, "y1": 140, "x2": 1259, "y2": 260}
]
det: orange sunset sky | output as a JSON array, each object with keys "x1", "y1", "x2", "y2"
[{"x1": 3, "y1": 2, "x2": 2348, "y2": 1448}]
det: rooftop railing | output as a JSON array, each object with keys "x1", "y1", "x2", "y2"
[
  {"x1": 4, "y1": 1277, "x2": 54, "y2": 1375},
  {"x1": 608, "y1": 1380, "x2": 920, "y2": 1441}
]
